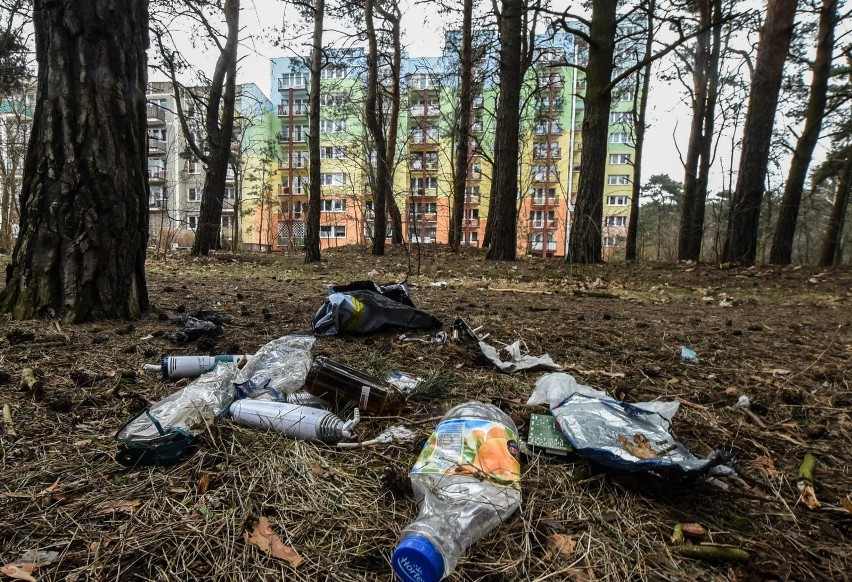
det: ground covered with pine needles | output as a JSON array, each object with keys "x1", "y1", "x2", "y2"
[{"x1": 1, "y1": 245, "x2": 850, "y2": 582}]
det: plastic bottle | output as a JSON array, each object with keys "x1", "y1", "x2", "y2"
[
  {"x1": 392, "y1": 402, "x2": 522, "y2": 582},
  {"x1": 303, "y1": 356, "x2": 406, "y2": 416}
]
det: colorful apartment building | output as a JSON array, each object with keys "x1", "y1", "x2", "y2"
[{"x1": 263, "y1": 29, "x2": 639, "y2": 257}]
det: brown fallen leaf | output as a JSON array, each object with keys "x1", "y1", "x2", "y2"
[
  {"x1": 0, "y1": 564, "x2": 37, "y2": 582},
  {"x1": 546, "y1": 533, "x2": 577, "y2": 558},
  {"x1": 37, "y1": 478, "x2": 60, "y2": 496},
  {"x1": 752, "y1": 456, "x2": 779, "y2": 479},
  {"x1": 95, "y1": 499, "x2": 141, "y2": 515},
  {"x1": 798, "y1": 483, "x2": 820, "y2": 510},
  {"x1": 197, "y1": 474, "x2": 210, "y2": 495},
  {"x1": 842, "y1": 498, "x2": 852, "y2": 513},
  {"x1": 244, "y1": 516, "x2": 303, "y2": 567},
  {"x1": 618, "y1": 434, "x2": 657, "y2": 459}
]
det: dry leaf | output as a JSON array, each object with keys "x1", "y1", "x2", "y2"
[
  {"x1": 618, "y1": 434, "x2": 657, "y2": 459},
  {"x1": 752, "y1": 456, "x2": 779, "y2": 479},
  {"x1": 763, "y1": 368, "x2": 791, "y2": 376},
  {"x1": 168, "y1": 487, "x2": 189, "y2": 494},
  {"x1": 197, "y1": 474, "x2": 210, "y2": 495},
  {"x1": 842, "y1": 498, "x2": 852, "y2": 513},
  {"x1": 546, "y1": 533, "x2": 577, "y2": 558},
  {"x1": 37, "y1": 478, "x2": 60, "y2": 496},
  {"x1": 244, "y1": 516, "x2": 303, "y2": 567},
  {"x1": 310, "y1": 465, "x2": 326, "y2": 476},
  {"x1": 95, "y1": 499, "x2": 141, "y2": 515},
  {"x1": 0, "y1": 564, "x2": 37, "y2": 582},
  {"x1": 798, "y1": 483, "x2": 820, "y2": 510}
]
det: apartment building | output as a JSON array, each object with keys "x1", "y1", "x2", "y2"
[
  {"x1": 262, "y1": 28, "x2": 639, "y2": 257},
  {"x1": 0, "y1": 80, "x2": 34, "y2": 251}
]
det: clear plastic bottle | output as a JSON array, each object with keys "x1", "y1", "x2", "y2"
[{"x1": 392, "y1": 402, "x2": 522, "y2": 582}]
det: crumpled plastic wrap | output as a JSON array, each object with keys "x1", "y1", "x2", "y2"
[
  {"x1": 528, "y1": 373, "x2": 730, "y2": 479},
  {"x1": 478, "y1": 339, "x2": 562, "y2": 373},
  {"x1": 116, "y1": 362, "x2": 238, "y2": 449},
  {"x1": 312, "y1": 289, "x2": 441, "y2": 335},
  {"x1": 233, "y1": 334, "x2": 315, "y2": 398}
]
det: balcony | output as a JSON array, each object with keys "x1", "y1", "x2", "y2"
[
  {"x1": 148, "y1": 198, "x2": 166, "y2": 210},
  {"x1": 279, "y1": 185, "x2": 306, "y2": 196},
  {"x1": 278, "y1": 104, "x2": 309, "y2": 117},
  {"x1": 531, "y1": 173, "x2": 560, "y2": 183},
  {"x1": 148, "y1": 168, "x2": 166, "y2": 182},
  {"x1": 530, "y1": 241, "x2": 558, "y2": 252},
  {"x1": 225, "y1": 170, "x2": 235, "y2": 182},
  {"x1": 530, "y1": 197, "x2": 558, "y2": 207},
  {"x1": 530, "y1": 219, "x2": 558, "y2": 229},
  {"x1": 279, "y1": 159, "x2": 309, "y2": 170},
  {"x1": 147, "y1": 104, "x2": 166, "y2": 123},
  {"x1": 410, "y1": 188, "x2": 438, "y2": 198},
  {"x1": 463, "y1": 218, "x2": 480, "y2": 228},
  {"x1": 410, "y1": 106, "x2": 439, "y2": 117},
  {"x1": 465, "y1": 194, "x2": 481, "y2": 205},
  {"x1": 278, "y1": 79, "x2": 307, "y2": 91},
  {"x1": 278, "y1": 132, "x2": 308, "y2": 144},
  {"x1": 533, "y1": 149, "x2": 562, "y2": 160},
  {"x1": 148, "y1": 138, "x2": 167, "y2": 154}
]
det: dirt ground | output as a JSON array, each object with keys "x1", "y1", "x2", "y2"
[{"x1": 1, "y1": 245, "x2": 850, "y2": 582}]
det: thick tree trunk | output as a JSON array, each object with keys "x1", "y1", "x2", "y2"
[
  {"x1": 191, "y1": 0, "x2": 239, "y2": 256},
  {"x1": 625, "y1": 0, "x2": 655, "y2": 263},
  {"x1": 723, "y1": 0, "x2": 798, "y2": 265},
  {"x1": 687, "y1": 0, "x2": 723, "y2": 261},
  {"x1": 451, "y1": 0, "x2": 474, "y2": 252},
  {"x1": 365, "y1": 0, "x2": 390, "y2": 256},
  {"x1": 677, "y1": 0, "x2": 710, "y2": 261},
  {"x1": 0, "y1": 0, "x2": 149, "y2": 321},
  {"x1": 486, "y1": 0, "x2": 523, "y2": 261},
  {"x1": 818, "y1": 156, "x2": 851, "y2": 266},
  {"x1": 568, "y1": 0, "x2": 617, "y2": 264},
  {"x1": 770, "y1": 0, "x2": 836, "y2": 265},
  {"x1": 305, "y1": 0, "x2": 324, "y2": 263}
]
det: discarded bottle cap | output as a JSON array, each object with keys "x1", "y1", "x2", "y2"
[{"x1": 392, "y1": 535, "x2": 444, "y2": 582}]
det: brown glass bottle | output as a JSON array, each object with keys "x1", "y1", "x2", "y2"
[{"x1": 303, "y1": 356, "x2": 406, "y2": 416}]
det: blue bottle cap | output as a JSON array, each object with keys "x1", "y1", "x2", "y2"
[{"x1": 392, "y1": 535, "x2": 445, "y2": 582}]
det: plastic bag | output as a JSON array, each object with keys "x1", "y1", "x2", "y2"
[
  {"x1": 115, "y1": 362, "x2": 238, "y2": 466},
  {"x1": 528, "y1": 373, "x2": 729, "y2": 479},
  {"x1": 312, "y1": 289, "x2": 441, "y2": 335}
]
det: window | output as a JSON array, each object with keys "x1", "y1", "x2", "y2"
[
  {"x1": 321, "y1": 65, "x2": 347, "y2": 79},
  {"x1": 410, "y1": 177, "x2": 438, "y2": 192},
  {"x1": 188, "y1": 188, "x2": 199, "y2": 202},
  {"x1": 319, "y1": 119, "x2": 347, "y2": 133},
  {"x1": 467, "y1": 231, "x2": 479, "y2": 243},
  {"x1": 221, "y1": 215, "x2": 232, "y2": 229},
  {"x1": 619, "y1": 90, "x2": 635, "y2": 102},
  {"x1": 465, "y1": 208, "x2": 479, "y2": 220},
  {"x1": 320, "y1": 173, "x2": 347, "y2": 186},
  {"x1": 281, "y1": 72, "x2": 306, "y2": 88},
  {"x1": 280, "y1": 125, "x2": 310, "y2": 142},
  {"x1": 320, "y1": 93, "x2": 346, "y2": 106},
  {"x1": 609, "y1": 154, "x2": 632, "y2": 165},
  {"x1": 529, "y1": 210, "x2": 555, "y2": 226},
  {"x1": 531, "y1": 165, "x2": 559, "y2": 181},
  {"x1": 610, "y1": 111, "x2": 633, "y2": 123},
  {"x1": 187, "y1": 159, "x2": 201, "y2": 174},
  {"x1": 533, "y1": 143, "x2": 561, "y2": 158},
  {"x1": 224, "y1": 188, "x2": 235, "y2": 200},
  {"x1": 531, "y1": 187, "x2": 557, "y2": 201},
  {"x1": 607, "y1": 195, "x2": 629, "y2": 206},
  {"x1": 320, "y1": 225, "x2": 346, "y2": 238},
  {"x1": 610, "y1": 132, "x2": 631, "y2": 144},
  {"x1": 603, "y1": 236, "x2": 622, "y2": 247},
  {"x1": 608, "y1": 175, "x2": 630, "y2": 185},
  {"x1": 411, "y1": 74, "x2": 440, "y2": 89},
  {"x1": 188, "y1": 215, "x2": 198, "y2": 230},
  {"x1": 606, "y1": 215, "x2": 627, "y2": 227},
  {"x1": 321, "y1": 198, "x2": 347, "y2": 212},
  {"x1": 410, "y1": 202, "x2": 437, "y2": 215},
  {"x1": 320, "y1": 146, "x2": 348, "y2": 159}
]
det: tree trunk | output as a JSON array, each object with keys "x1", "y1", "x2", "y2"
[
  {"x1": 677, "y1": 0, "x2": 710, "y2": 261},
  {"x1": 486, "y1": 0, "x2": 523, "y2": 261},
  {"x1": 723, "y1": 0, "x2": 798, "y2": 265},
  {"x1": 687, "y1": 0, "x2": 723, "y2": 261},
  {"x1": 365, "y1": 0, "x2": 390, "y2": 256},
  {"x1": 625, "y1": 0, "x2": 655, "y2": 263},
  {"x1": 376, "y1": 2, "x2": 404, "y2": 244},
  {"x1": 191, "y1": 0, "x2": 239, "y2": 256},
  {"x1": 451, "y1": 0, "x2": 474, "y2": 252},
  {"x1": 770, "y1": 0, "x2": 836, "y2": 265},
  {"x1": 305, "y1": 0, "x2": 324, "y2": 263},
  {"x1": 568, "y1": 0, "x2": 617, "y2": 264},
  {"x1": 818, "y1": 156, "x2": 851, "y2": 266},
  {"x1": 0, "y1": 0, "x2": 149, "y2": 322}
]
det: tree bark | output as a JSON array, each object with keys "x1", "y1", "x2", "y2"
[
  {"x1": 0, "y1": 0, "x2": 149, "y2": 321},
  {"x1": 770, "y1": 0, "x2": 836, "y2": 265},
  {"x1": 687, "y1": 0, "x2": 723, "y2": 261},
  {"x1": 305, "y1": 0, "x2": 324, "y2": 263},
  {"x1": 191, "y1": 0, "x2": 240, "y2": 256},
  {"x1": 723, "y1": 0, "x2": 798, "y2": 265},
  {"x1": 451, "y1": 0, "x2": 474, "y2": 252},
  {"x1": 365, "y1": 0, "x2": 390, "y2": 256},
  {"x1": 818, "y1": 155, "x2": 851, "y2": 266},
  {"x1": 486, "y1": 0, "x2": 523, "y2": 261},
  {"x1": 568, "y1": 0, "x2": 617, "y2": 264},
  {"x1": 677, "y1": 0, "x2": 711, "y2": 261},
  {"x1": 625, "y1": 0, "x2": 655, "y2": 263}
]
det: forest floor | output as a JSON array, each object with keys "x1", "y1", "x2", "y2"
[{"x1": 0, "y1": 245, "x2": 850, "y2": 582}]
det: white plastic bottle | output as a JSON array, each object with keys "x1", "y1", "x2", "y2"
[{"x1": 392, "y1": 402, "x2": 522, "y2": 582}]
